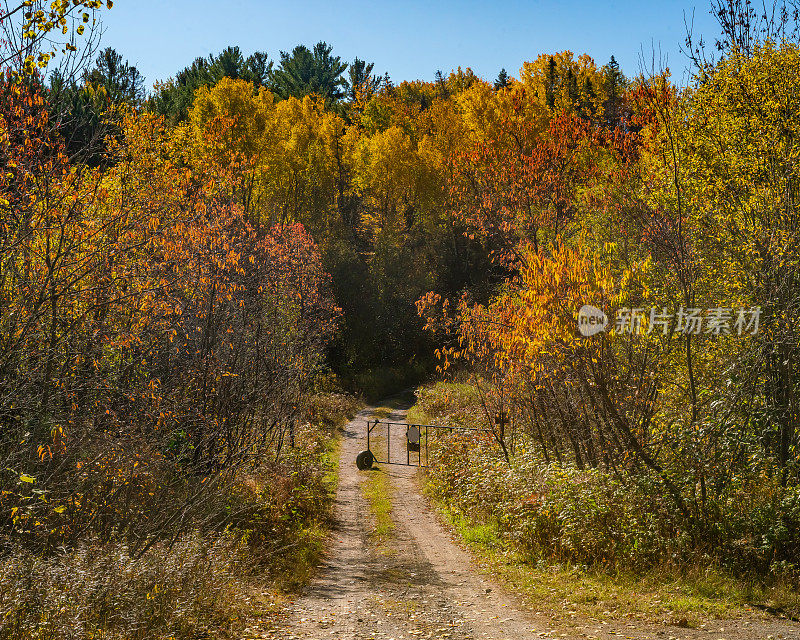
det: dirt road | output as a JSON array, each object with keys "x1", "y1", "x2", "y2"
[{"x1": 263, "y1": 399, "x2": 800, "y2": 640}]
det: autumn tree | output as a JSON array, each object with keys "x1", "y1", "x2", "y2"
[
  {"x1": 148, "y1": 46, "x2": 272, "y2": 124},
  {"x1": 0, "y1": 69, "x2": 341, "y2": 552},
  {"x1": 0, "y1": 0, "x2": 111, "y2": 75},
  {"x1": 674, "y1": 42, "x2": 800, "y2": 482},
  {"x1": 520, "y1": 51, "x2": 605, "y2": 120}
]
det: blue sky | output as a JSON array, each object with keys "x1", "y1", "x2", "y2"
[{"x1": 98, "y1": 0, "x2": 720, "y2": 90}]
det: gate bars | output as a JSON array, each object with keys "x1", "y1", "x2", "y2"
[{"x1": 364, "y1": 419, "x2": 492, "y2": 468}]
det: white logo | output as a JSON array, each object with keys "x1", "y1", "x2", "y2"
[{"x1": 577, "y1": 305, "x2": 609, "y2": 337}]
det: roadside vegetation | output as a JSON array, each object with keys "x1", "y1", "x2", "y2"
[
  {"x1": 0, "y1": 392, "x2": 358, "y2": 639},
  {"x1": 411, "y1": 381, "x2": 800, "y2": 625}
]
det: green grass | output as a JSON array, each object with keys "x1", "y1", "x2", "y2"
[
  {"x1": 405, "y1": 402, "x2": 429, "y2": 426},
  {"x1": 361, "y1": 467, "x2": 395, "y2": 547},
  {"x1": 450, "y1": 511, "x2": 501, "y2": 548},
  {"x1": 321, "y1": 427, "x2": 342, "y2": 493},
  {"x1": 433, "y1": 499, "x2": 800, "y2": 625}
]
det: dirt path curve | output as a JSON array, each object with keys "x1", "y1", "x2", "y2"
[{"x1": 267, "y1": 397, "x2": 800, "y2": 640}]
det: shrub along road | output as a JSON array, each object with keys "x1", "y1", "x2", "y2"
[{"x1": 260, "y1": 398, "x2": 799, "y2": 640}]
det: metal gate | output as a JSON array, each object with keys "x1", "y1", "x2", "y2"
[{"x1": 355, "y1": 420, "x2": 492, "y2": 469}]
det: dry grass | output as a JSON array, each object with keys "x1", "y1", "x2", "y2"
[
  {"x1": 0, "y1": 534, "x2": 250, "y2": 640},
  {"x1": 0, "y1": 391, "x2": 360, "y2": 640}
]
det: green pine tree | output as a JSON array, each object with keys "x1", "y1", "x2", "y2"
[
  {"x1": 270, "y1": 41, "x2": 348, "y2": 105},
  {"x1": 494, "y1": 68, "x2": 509, "y2": 90}
]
